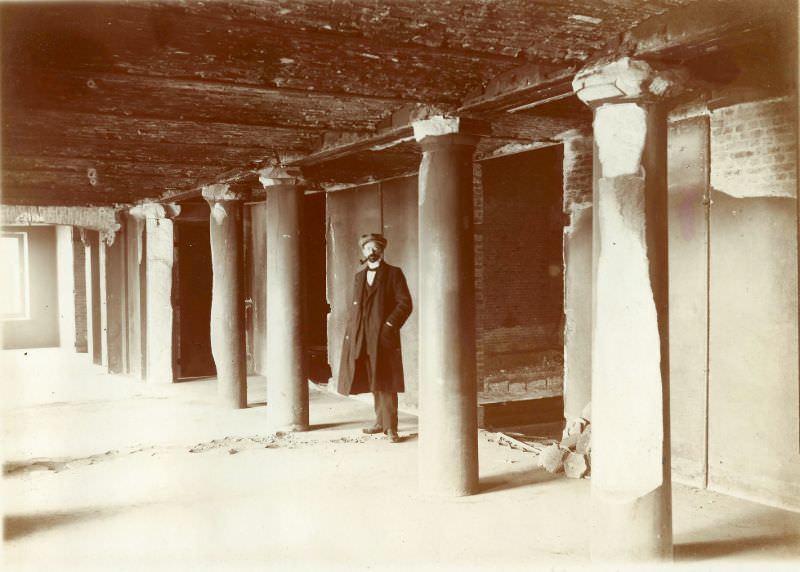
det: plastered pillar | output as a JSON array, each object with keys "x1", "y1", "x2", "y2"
[
  {"x1": 260, "y1": 167, "x2": 309, "y2": 431},
  {"x1": 203, "y1": 184, "x2": 247, "y2": 409},
  {"x1": 102, "y1": 227, "x2": 127, "y2": 374},
  {"x1": 98, "y1": 237, "x2": 109, "y2": 368},
  {"x1": 101, "y1": 223, "x2": 128, "y2": 373},
  {"x1": 573, "y1": 57, "x2": 687, "y2": 561},
  {"x1": 56, "y1": 225, "x2": 76, "y2": 352},
  {"x1": 413, "y1": 117, "x2": 480, "y2": 497},
  {"x1": 130, "y1": 202, "x2": 180, "y2": 383},
  {"x1": 72, "y1": 228, "x2": 88, "y2": 353},
  {"x1": 558, "y1": 131, "x2": 594, "y2": 422},
  {"x1": 84, "y1": 230, "x2": 102, "y2": 365}
]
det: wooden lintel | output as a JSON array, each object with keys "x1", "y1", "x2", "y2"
[
  {"x1": 620, "y1": 0, "x2": 787, "y2": 60},
  {"x1": 459, "y1": 72, "x2": 576, "y2": 115},
  {"x1": 291, "y1": 126, "x2": 414, "y2": 167},
  {"x1": 161, "y1": 188, "x2": 203, "y2": 203}
]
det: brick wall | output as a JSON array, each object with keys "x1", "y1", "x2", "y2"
[
  {"x1": 561, "y1": 132, "x2": 594, "y2": 210},
  {"x1": 710, "y1": 96, "x2": 797, "y2": 199},
  {"x1": 72, "y1": 228, "x2": 88, "y2": 352},
  {"x1": 473, "y1": 162, "x2": 486, "y2": 384},
  {"x1": 475, "y1": 146, "x2": 565, "y2": 393}
]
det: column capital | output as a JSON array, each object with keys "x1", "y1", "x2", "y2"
[
  {"x1": 257, "y1": 166, "x2": 307, "y2": 189},
  {"x1": 572, "y1": 57, "x2": 689, "y2": 107},
  {"x1": 202, "y1": 183, "x2": 247, "y2": 225},
  {"x1": 201, "y1": 182, "x2": 248, "y2": 203},
  {"x1": 411, "y1": 115, "x2": 487, "y2": 149},
  {"x1": 129, "y1": 201, "x2": 181, "y2": 221}
]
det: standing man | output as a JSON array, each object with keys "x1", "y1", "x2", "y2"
[{"x1": 337, "y1": 233, "x2": 412, "y2": 443}]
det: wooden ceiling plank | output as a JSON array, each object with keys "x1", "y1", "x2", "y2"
[
  {"x1": 2, "y1": 69, "x2": 396, "y2": 133},
  {"x1": 3, "y1": 109, "x2": 318, "y2": 151}
]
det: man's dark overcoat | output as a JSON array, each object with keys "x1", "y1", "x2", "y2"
[{"x1": 337, "y1": 262, "x2": 412, "y2": 395}]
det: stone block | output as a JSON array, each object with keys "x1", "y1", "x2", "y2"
[
  {"x1": 564, "y1": 452, "x2": 589, "y2": 479},
  {"x1": 509, "y1": 381, "x2": 526, "y2": 393},
  {"x1": 560, "y1": 431, "x2": 579, "y2": 450},
  {"x1": 581, "y1": 400, "x2": 592, "y2": 422},
  {"x1": 539, "y1": 444, "x2": 567, "y2": 474},
  {"x1": 577, "y1": 425, "x2": 592, "y2": 455},
  {"x1": 563, "y1": 416, "x2": 588, "y2": 439},
  {"x1": 488, "y1": 381, "x2": 509, "y2": 393},
  {"x1": 526, "y1": 379, "x2": 547, "y2": 392},
  {"x1": 547, "y1": 377, "x2": 564, "y2": 390}
]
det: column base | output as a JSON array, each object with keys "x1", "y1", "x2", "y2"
[
  {"x1": 591, "y1": 484, "x2": 673, "y2": 561},
  {"x1": 419, "y1": 482, "x2": 479, "y2": 498},
  {"x1": 268, "y1": 422, "x2": 310, "y2": 433},
  {"x1": 418, "y1": 464, "x2": 479, "y2": 498},
  {"x1": 218, "y1": 387, "x2": 247, "y2": 410}
]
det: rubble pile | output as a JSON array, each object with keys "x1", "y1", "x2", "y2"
[
  {"x1": 539, "y1": 401, "x2": 591, "y2": 479},
  {"x1": 483, "y1": 401, "x2": 592, "y2": 479}
]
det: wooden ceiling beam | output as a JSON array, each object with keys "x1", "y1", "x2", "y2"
[
  {"x1": 3, "y1": 155, "x2": 227, "y2": 184},
  {"x1": 4, "y1": 109, "x2": 317, "y2": 149},
  {"x1": 3, "y1": 136, "x2": 280, "y2": 169},
  {"x1": 2, "y1": 70, "x2": 406, "y2": 133}
]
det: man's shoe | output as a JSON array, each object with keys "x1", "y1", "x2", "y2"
[
  {"x1": 362, "y1": 426, "x2": 383, "y2": 435},
  {"x1": 387, "y1": 430, "x2": 401, "y2": 443}
]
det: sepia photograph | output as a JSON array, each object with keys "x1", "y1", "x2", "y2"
[{"x1": 1, "y1": 0, "x2": 799, "y2": 570}]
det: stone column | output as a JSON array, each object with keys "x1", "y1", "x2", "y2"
[
  {"x1": 84, "y1": 230, "x2": 102, "y2": 365},
  {"x1": 98, "y1": 236, "x2": 109, "y2": 368},
  {"x1": 572, "y1": 57, "x2": 687, "y2": 561},
  {"x1": 260, "y1": 167, "x2": 309, "y2": 431},
  {"x1": 202, "y1": 184, "x2": 247, "y2": 409},
  {"x1": 102, "y1": 227, "x2": 127, "y2": 374},
  {"x1": 130, "y1": 203, "x2": 180, "y2": 383},
  {"x1": 557, "y1": 130, "x2": 594, "y2": 423},
  {"x1": 72, "y1": 228, "x2": 88, "y2": 353},
  {"x1": 412, "y1": 117, "x2": 480, "y2": 496}
]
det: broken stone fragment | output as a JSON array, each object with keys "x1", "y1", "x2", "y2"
[
  {"x1": 581, "y1": 401, "x2": 592, "y2": 423},
  {"x1": 562, "y1": 416, "x2": 588, "y2": 439},
  {"x1": 564, "y1": 452, "x2": 589, "y2": 479},
  {"x1": 560, "y1": 431, "x2": 580, "y2": 450},
  {"x1": 577, "y1": 425, "x2": 592, "y2": 455},
  {"x1": 540, "y1": 444, "x2": 567, "y2": 473}
]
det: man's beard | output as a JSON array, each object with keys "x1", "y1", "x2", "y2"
[{"x1": 360, "y1": 254, "x2": 382, "y2": 264}]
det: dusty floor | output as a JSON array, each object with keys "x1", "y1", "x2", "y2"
[{"x1": 2, "y1": 348, "x2": 800, "y2": 571}]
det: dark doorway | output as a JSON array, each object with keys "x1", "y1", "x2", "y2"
[
  {"x1": 174, "y1": 213, "x2": 216, "y2": 379},
  {"x1": 303, "y1": 192, "x2": 330, "y2": 383},
  {"x1": 476, "y1": 146, "x2": 565, "y2": 424},
  {"x1": 243, "y1": 194, "x2": 330, "y2": 381}
]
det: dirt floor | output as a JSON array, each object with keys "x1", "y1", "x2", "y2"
[{"x1": 3, "y1": 348, "x2": 800, "y2": 571}]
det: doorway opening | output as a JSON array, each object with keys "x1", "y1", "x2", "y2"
[{"x1": 173, "y1": 201, "x2": 216, "y2": 380}]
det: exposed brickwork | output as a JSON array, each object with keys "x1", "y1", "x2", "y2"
[
  {"x1": 72, "y1": 228, "x2": 88, "y2": 352},
  {"x1": 475, "y1": 146, "x2": 566, "y2": 392},
  {"x1": 560, "y1": 131, "x2": 594, "y2": 211},
  {"x1": 710, "y1": 96, "x2": 797, "y2": 199},
  {"x1": 473, "y1": 161, "x2": 486, "y2": 386}
]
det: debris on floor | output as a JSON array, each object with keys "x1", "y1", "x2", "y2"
[
  {"x1": 483, "y1": 429, "x2": 551, "y2": 451},
  {"x1": 482, "y1": 401, "x2": 592, "y2": 479},
  {"x1": 555, "y1": 401, "x2": 591, "y2": 478}
]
